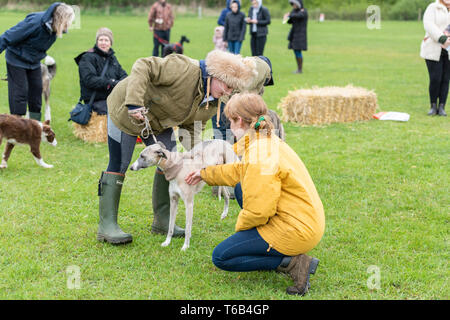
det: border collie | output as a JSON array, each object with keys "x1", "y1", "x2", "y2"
[{"x1": 0, "y1": 114, "x2": 57, "y2": 169}]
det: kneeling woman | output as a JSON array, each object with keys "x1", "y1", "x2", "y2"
[{"x1": 185, "y1": 93, "x2": 325, "y2": 295}]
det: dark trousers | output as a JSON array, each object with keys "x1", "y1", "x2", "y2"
[
  {"x1": 250, "y1": 33, "x2": 267, "y2": 56},
  {"x1": 153, "y1": 29, "x2": 170, "y2": 57},
  {"x1": 211, "y1": 102, "x2": 233, "y2": 142},
  {"x1": 6, "y1": 63, "x2": 42, "y2": 116},
  {"x1": 425, "y1": 49, "x2": 450, "y2": 106}
]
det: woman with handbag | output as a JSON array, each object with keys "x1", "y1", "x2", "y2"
[
  {"x1": 74, "y1": 27, "x2": 128, "y2": 116},
  {"x1": 0, "y1": 2, "x2": 75, "y2": 121}
]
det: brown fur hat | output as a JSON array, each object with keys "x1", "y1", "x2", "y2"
[{"x1": 205, "y1": 50, "x2": 257, "y2": 91}]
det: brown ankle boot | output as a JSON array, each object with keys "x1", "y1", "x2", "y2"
[{"x1": 277, "y1": 254, "x2": 319, "y2": 295}]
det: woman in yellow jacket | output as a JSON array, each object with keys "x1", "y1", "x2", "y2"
[{"x1": 185, "y1": 92, "x2": 325, "y2": 295}]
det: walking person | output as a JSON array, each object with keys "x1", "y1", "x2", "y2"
[
  {"x1": 421, "y1": 0, "x2": 450, "y2": 116},
  {"x1": 185, "y1": 93, "x2": 325, "y2": 296},
  {"x1": 148, "y1": 0, "x2": 174, "y2": 57},
  {"x1": 223, "y1": 0, "x2": 246, "y2": 55},
  {"x1": 0, "y1": 2, "x2": 75, "y2": 121},
  {"x1": 283, "y1": 0, "x2": 308, "y2": 74},
  {"x1": 97, "y1": 50, "x2": 270, "y2": 245},
  {"x1": 75, "y1": 28, "x2": 128, "y2": 115},
  {"x1": 246, "y1": 0, "x2": 271, "y2": 56}
]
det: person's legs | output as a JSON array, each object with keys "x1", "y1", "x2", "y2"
[
  {"x1": 228, "y1": 41, "x2": 236, "y2": 54},
  {"x1": 97, "y1": 116, "x2": 137, "y2": 244},
  {"x1": 256, "y1": 36, "x2": 267, "y2": 56},
  {"x1": 212, "y1": 228, "x2": 285, "y2": 272},
  {"x1": 235, "y1": 41, "x2": 242, "y2": 54},
  {"x1": 26, "y1": 66, "x2": 43, "y2": 121},
  {"x1": 438, "y1": 50, "x2": 449, "y2": 116},
  {"x1": 426, "y1": 58, "x2": 443, "y2": 115},
  {"x1": 293, "y1": 50, "x2": 303, "y2": 74},
  {"x1": 7, "y1": 63, "x2": 28, "y2": 116}
]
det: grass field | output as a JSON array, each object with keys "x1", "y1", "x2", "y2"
[{"x1": 0, "y1": 11, "x2": 448, "y2": 300}]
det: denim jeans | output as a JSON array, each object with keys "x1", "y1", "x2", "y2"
[
  {"x1": 212, "y1": 183, "x2": 285, "y2": 272},
  {"x1": 228, "y1": 41, "x2": 242, "y2": 55},
  {"x1": 212, "y1": 228, "x2": 285, "y2": 272}
]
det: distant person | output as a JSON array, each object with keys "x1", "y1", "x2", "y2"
[
  {"x1": 246, "y1": 0, "x2": 271, "y2": 56},
  {"x1": 218, "y1": 0, "x2": 233, "y2": 27},
  {"x1": 148, "y1": 0, "x2": 174, "y2": 57},
  {"x1": 223, "y1": 0, "x2": 246, "y2": 54},
  {"x1": 74, "y1": 28, "x2": 128, "y2": 115},
  {"x1": 421, "y1": 0, "x2": 450, "y2": 116},
  {"x1": 213, "y1": 26, "x2": 227, "y2": 51},
  {"x1": 283, "y1": 0, "x2": 307, "y2": 74},
  {"x1": 0, "y1": 2, "x2": 75, "y2": 121}
]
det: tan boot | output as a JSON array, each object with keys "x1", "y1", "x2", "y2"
[{"x1": 277, "y1": 254, "x2": 319, "y2": 296}]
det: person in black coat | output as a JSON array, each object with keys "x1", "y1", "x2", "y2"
[
  {"x1": 284, "y1": 0, "x2": 308, "y2": 74},
  {"x1": 0, "y1": 2, "x2": 75, "y2": 121},
  {"x1": 246, "y1": 0, "x2": 271, "y2": 56},
  {"x1": 224, "y1": 0, "x2": 246, "y2": 54},
  {"x1": 74, "y1": 28, "x2": 127, "y2": 115}
]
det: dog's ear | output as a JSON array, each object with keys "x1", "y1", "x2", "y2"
[
  {"x1": 157, "y1": 141, "x2": 167, "y2": 149},
  {"x1": 44, "y1": 120, "x2": 50, "y2": 126}
]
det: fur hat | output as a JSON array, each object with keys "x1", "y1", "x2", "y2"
[
  {"x1": 96, "y1": 27, "x2": 113, "y2": 45},
  {"x1": 205, "y1": 50, "x2": 257, "y2": 90}
]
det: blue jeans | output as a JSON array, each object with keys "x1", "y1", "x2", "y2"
[
  {"x1": 228, "y1": 41, "x2": 242, "y2": 54},
  {"x1": 212, "y1": 228, "x2": 285, "y2": 272},
  {"x1": 212, "y1": 183, "x2": 285, "y2": 272}
]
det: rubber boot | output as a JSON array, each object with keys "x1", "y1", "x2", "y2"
[
  {"x1": 438, "y1": 103, "x2": 447, "y2": 116},
  {"x1": 277, "y1": 254, "x2": 319, "y2": 296},
  {"x1": 151, "y1": 171, "x2": 185, "y2": 237},
  {"x1": 29, "y1": 112, "x2": 42, "y2": 121},
  {"x1": 293, "y1": 57, "x2": 303, "y2": 74},
  {"x1": 97, "y1": 171, "x2": 132, "y2": 244},
  {"x1": 428, "y1": 103, "x2": 438, "y2": 116}
]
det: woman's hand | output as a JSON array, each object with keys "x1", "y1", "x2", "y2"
[
  {"x1": 185, "y1": 170, "x2": 203, "y2": 185},
  {"x1": 128, "y1": 107, "x2": 146, "y2": 121}
]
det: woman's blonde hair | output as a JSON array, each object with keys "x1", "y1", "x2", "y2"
[
  {"x1": 224, "y1": 92, "x2": 274, "y2": 136},
  {"x1": 52, "y1": 3, "x2": 75, "y2": 38}
]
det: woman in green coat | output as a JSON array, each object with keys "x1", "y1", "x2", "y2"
[{"x1": 97, "y1": 50, "x2": 272, "y2": 244}]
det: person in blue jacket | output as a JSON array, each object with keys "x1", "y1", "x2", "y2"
[
  {"x1": 0, "y1": 2, "x2": 75, "y2": 121},
  {"x1": 218, "y1": 0, "x2": 240, "y2": 27}
]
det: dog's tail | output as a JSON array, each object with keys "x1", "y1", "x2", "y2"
[{"x1": 43, "y1": 55, "x2": 57, "y2": 79}]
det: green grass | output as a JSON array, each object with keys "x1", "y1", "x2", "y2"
[{"x1": 0, "y1": 12, "x2": 449, "y2": 300}]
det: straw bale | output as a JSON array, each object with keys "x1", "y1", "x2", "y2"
[
  {"x1": 72, "y1": 112, "x2": 107, "y2": 143},
  {"x1": 278, "y1": 85, "x2": 378, "y2": 125}
]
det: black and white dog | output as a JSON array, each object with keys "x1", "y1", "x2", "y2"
[{"x1": 162, "y1": 36, "x2": 190, "y2": 57}]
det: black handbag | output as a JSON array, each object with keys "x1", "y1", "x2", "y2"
[{"x1": 69, "y1": 59, "x2": 110, "y2": 125}]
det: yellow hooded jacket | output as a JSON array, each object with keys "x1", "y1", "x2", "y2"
[{"x1": 201, "y1": 133, "x2": 325, "y2": 256}]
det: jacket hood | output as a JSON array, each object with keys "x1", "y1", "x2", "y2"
[
  {"x1": 41, "y1": 2, "x2": 61, "y2": 24},
  {"x1": 205, "y1": 50, "x2": 257, "y2": 91},
  {"x1": 229, "y1": 0, "x2": 241, "y2": 10}
]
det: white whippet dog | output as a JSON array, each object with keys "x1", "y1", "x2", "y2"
[{"x1": 130, "y1": 139, "x2": 239, "y2": 251}]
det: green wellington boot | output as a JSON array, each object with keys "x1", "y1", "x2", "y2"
[
  {"x1": 97, "y1": 172, "x2": 132, "y2": 244},
  {"x1": 151, "y1": 171, "x2": 185, "y2": 237},
  {"x1": 29, "y1": 112, "x2": 42, "y2": 121}
]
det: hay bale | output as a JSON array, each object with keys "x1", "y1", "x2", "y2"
[
  {"x1": 278, "y1": 85, "x2": 378, "y2": 125},
  {"x1": 72, "y1": 112, "x2": 107, "y2": 143}
]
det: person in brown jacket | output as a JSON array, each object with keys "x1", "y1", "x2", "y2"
[{"x1": 148, "y1": 0, "x2": 174, "y2": 57}]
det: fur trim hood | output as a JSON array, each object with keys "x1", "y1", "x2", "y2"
[{"x1": 205, "y1": 50, "x2": 257, "y2": 90}]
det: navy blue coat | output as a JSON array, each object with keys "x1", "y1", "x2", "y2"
[{"x1": 0, "y1": 2, "x2": 61, "y2": 69}]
